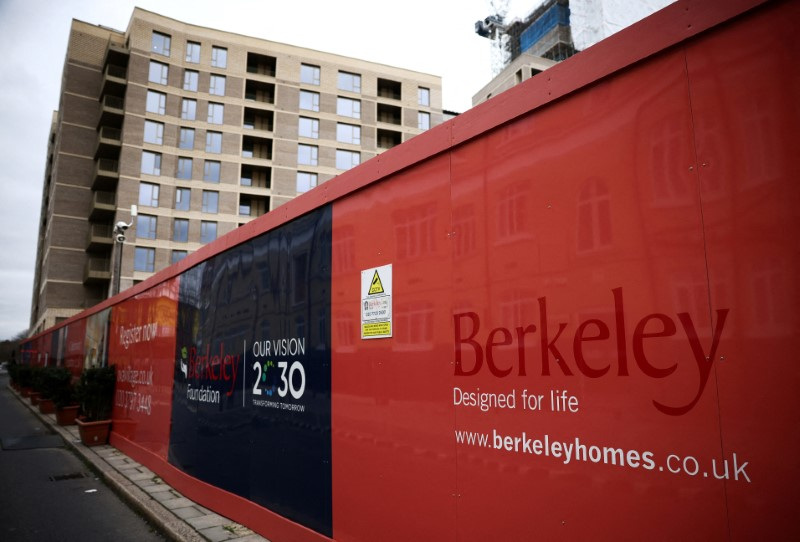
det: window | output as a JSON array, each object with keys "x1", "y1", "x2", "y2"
[
  {"x1": 211, "y1": 46, "x2": 227, "y2": 68},
  {"x1": 179, "y1": 128, "x2": 195, "y2": 150},
  {"x1": 138, "y1": 182, "x2": 159, "y2": 207},
  {"x1": 181, "y1": 98, "x2": 197, "y2": 120},
  {"x1": 183, "y1": 69, "x2": 198, "y2": 91},
  {"x1": 172, "y1": 250, "x2": 188, "y2": 264},
  {"x1": 297, "y1": 144, "x2": 318, "y2": 166},
  {"x1": 173, "y1": 219, "x2": 189, "y2": 242},
  {"x1": 209, "y1": 74, "x2": 226, "y2": 96},
  {"x1": 185, "y1": 41, "x2": 200, "y2": 63},
  {"x1": 296, "y1": 172, "x2": 318, "y2": 193},
  {"x1": 134, "y1": 247, "x2": 155, "y2": 272},
  {"x1": 300, "y1": 64, "x2": 320, "y2": 85},
  {"x1": 336, "y1": 149, "x2": 360, "y2": 170},
  {"x1": 337, "y1": 97, "x2": 361, "y2": 119},
  {"x1": 136, "y1": 214, "x2": 157, "y2": 239},
  {"x1": 204, "y1": 160, "x2": 221, "y2": 182},
  {"x1": 146, "y1": 90, "x2": 166, "y2": 115},
  {"x1": 206, "y1": 131, "x2": 222, "y2": 153},
  {"x1": 299, "y1": 90, "x2": 320, "y2": 112},
  {"x1": 239, "y1": 198, "x2": 251, "y2": 216},
  {"x1": 175, "y1": 188, "x2": 191, "y2": 210},
  {"x1": 141, "y1": 151, "x2": 161, "y2": 175},
  {"x1": 418, "y1": 111, "x2": 431, "y2": 130},
  {"x1": 418, "y1": 87, "x2": 430, "y2": 106},
  {"x1": 200, "y1": 221, "x2": 217, "y2": 243},
  {"x1": 336, "y1": 123, "x2": 361, "y2": 144},
  {"x1": 298, "y1": 117, "x2": 319, "y2": 139},
  {"x1": 148, "y1": 61, "x2": 168, "y2": 85},
  {"x1": 176, "y1": 157, "x2": 192, "y2": 180},
  {"x1": 151, "y1": 31, "x2": 171, "y2": 56},
  {"x1": 338, "y1": 71, "x2": 361, "y2": 92},
  {"x1": 143, "y1": 120, "x2": 164, "y2": 145},
  {"x1": 202, "y1": 191, "x2": 219, "y2": 213},
  {"x1": 207, "y1": 103, "x2": 224, "y2": 124}
]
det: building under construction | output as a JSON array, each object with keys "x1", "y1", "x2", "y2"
[{"x1": 473, "y1": 0, "x2": 672, "y2": 104}]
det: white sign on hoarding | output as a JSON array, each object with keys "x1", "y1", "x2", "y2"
[{"x1": 361, "y1": 264, "x2": 392, "y2": 339}]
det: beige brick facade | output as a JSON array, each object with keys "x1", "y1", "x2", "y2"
[{"x1": 30, "y1": 8, "x2": 443, "y2": 334}]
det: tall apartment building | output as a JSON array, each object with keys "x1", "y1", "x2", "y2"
[{"x1": 30, "y1": 8, "x2": 443, "y2": 334}]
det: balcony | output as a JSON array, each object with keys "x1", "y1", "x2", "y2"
[
  {"x1": 84, "y1": 256, "x2": 111, "y2": 283},
  {"x1": 239, "y1": 194, "x2": 270, "y2": 219},
  {"x1": 93, "y1": 158, "x2": 119, "y2": 190},
  {"x1": 243, "y1": 107, "x2": 274, "y2": 133},
  {"x1": 241, "y1": 135, "x2": 272, "y2": 162},
  {"x1": 103, "y1": 41, "x2": 129, "y2": 68},
  {"x1": 86, "y1": 222, "x2": 113, "y2": 251},
  {"x1": 99, "y1": 94, "x2": 124, "y2": 126},
  {"x1": 246, "y1": 52, "x2": 277, "y2": 77},
  {"x1": 89, "y1": 190, "x2": 116, "y2": 220},
  {"x1": 377, "y1": 128, "x2": 402, "y2": 149},
  {"x1": 377, "y1": 103, "x2": 402, "y2": 125},
  {"x1": 95, "y1": 126, "x2": 122, "y2": 159},
  {"x1": 101, "y1": 63, "x2": 127, "y2": 97},
  {"x1": 240, "y1": 164, "x2": 271, "y2": 190},
  {"x1": 377, "y1": 78, "x2": 402, "y2": 101},
  {"x1": 244, "y1": 80, "x2": 275, "y2": 107}
]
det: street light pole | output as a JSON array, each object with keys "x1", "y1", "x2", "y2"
[
  {"x1": 111, "y1": 205, "x2": 138, "y2": 298},
  {"x1": 112, "y1": 235, "x2": 124, "y2": 297}
]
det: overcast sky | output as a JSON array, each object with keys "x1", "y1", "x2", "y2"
[{"x1": 0, "y1": 0, "x2": 539, "y2": 340}]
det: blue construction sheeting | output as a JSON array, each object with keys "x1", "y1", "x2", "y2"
[{"x1": 520, "y1": 3, "x2": 571, "y2": 52}]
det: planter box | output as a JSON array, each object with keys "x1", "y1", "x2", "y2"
[
  {"x1": 29, "y1": 392, "x2": 42, "y2": 406},
  {"x1": 38, "y1": 398, "x2": 55, "y2": 414},
  {"x1": 76, "y1": 418, "x2": 112, "y2": 447},
  {"x1": 55, "y1": 405, "x2": 79, "y2": 426}
]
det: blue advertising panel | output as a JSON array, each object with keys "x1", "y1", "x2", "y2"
[{"x1": 169, "y1": 206, "x2": 332, "y2": 536}]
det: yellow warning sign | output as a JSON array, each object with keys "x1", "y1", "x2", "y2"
[
  {"x1": 361, "y1": 264, "x2": 392, "y2": 339},
  {"x1": 368, "y1": 270, "x2": 385, "y2": 295},
  {"x1": 362, "y1": 321, "x2": 391, "y2": 337}
]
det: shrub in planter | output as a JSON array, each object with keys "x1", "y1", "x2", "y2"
[
  {"x1": 75, "y1": 365, "x2": 116, "y2": 446},
  {"x1": 16, "y1": 364, "x2": 34, "y2": 396},
  {"x1": 7, "y1": 361, "x2": 19, "y2": 388},
  {"x1": 43, "y1": 367, "x2": 73, "y2": 405},
  {"x1": 31, "y1": 366, "x2": 46, "y2": 393},
  {"x1": 40, "y1": 366, "x2": 72, "y2": 416},
  {"x1": 76, "y1": 365, "x2": 116, "y2": 421},
  {"x1": 50, "y1": 366, "x2": 79, "y2": 425},
  {"x1": 29, "y1": 366, "x2": 46, "y2": 404}
]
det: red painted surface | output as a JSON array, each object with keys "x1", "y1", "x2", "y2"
[
  {"x1": 684, "y1": 2, "x2": 800, "y2": 538},
  {"x1": 109, "y1": 278, "x2": 179, "y2": 460},
  {"x1": 332, "y1": 155, "x2": 457, "y2": 541},
  {"x1": 22, "y1": 0, "x2": 798, "y2": 540},
  {"x1": 64, "y1": 318, "x2": 86, "y2": 378}
]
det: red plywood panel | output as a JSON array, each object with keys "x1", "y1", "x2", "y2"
[
  {"x1": 449, "y1": 48, "x2": 727, "y2": 540},
  {"x1": 686, "y1": 1, "x2": 800, "y2": 538},
  {"x1": 108, "y1": 278, "x2": 179, "y2": 460},
  {"x1": 331, "y1": 155, "x2": 457, "y2": 542}
]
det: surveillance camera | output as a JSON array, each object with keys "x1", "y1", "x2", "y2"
[
  {"x1": 115, "y1": 221, "x2": 129, "y2": 230},
  {"x1": 116, "y1": 234, "x2": 126, "y2": 243}
]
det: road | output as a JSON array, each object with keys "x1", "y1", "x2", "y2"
[{"x1": 0, "y1": 373, "x2": 166, "y2": 541}]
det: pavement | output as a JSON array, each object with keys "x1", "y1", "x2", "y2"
[{"x1": 7, "y1": 384, "x2": 270, "y2": 542}]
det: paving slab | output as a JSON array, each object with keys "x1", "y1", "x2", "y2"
[{"x1": 9, "y1": 384, "x2": 268, "y2": 542}]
